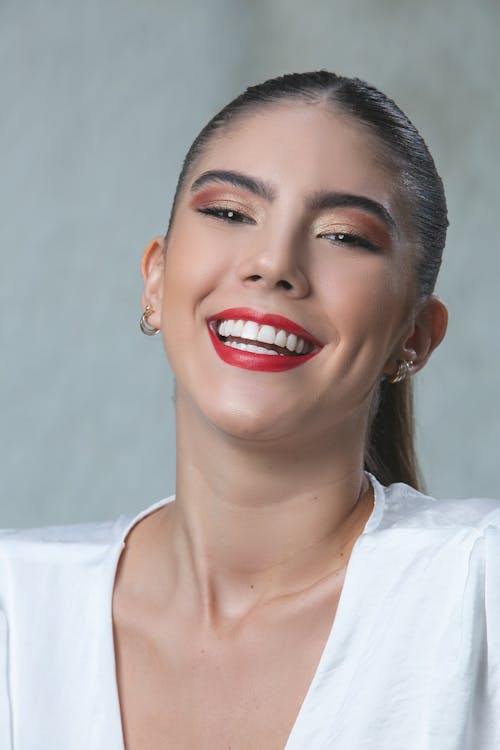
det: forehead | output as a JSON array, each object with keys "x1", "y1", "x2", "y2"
[{"x1": 191, "y1": 102, "x2": 398, "y2": 208}]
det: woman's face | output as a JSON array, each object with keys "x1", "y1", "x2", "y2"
[{"x1": 150, "y1": 103, "x2": 420, "y2": 444}]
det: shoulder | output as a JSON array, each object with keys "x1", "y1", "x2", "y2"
[
  {"x1": 0, "y1": 515, "x2": 132, "y2": 561},
  {"x1": 0, "y1": 495, "x2": 173, "y2": 573},
  {"x1": 368, "y1": 477, "x2": 500, "y2": 632},
  {"x1": 371, "y1": 475, "x2": 500, "y2": 535},
  {"x1": 0, "y1": 496, "x2": 174, "y2": 625}
]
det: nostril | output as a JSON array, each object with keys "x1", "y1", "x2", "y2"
[{"x1": 246, "y1": 275, "x2": 293, "y2": 290}]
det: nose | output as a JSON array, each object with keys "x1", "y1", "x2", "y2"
[{"x1": 236, "y1": 229, "x2": 310, "y2": 298}]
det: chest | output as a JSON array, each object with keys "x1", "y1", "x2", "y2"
[{"x1": 113, "y1": 589, "x2": 343, "y2": 750}]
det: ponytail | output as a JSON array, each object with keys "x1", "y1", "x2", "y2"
[{"x1": 365, "y1": 379, "x2": 422, "y2": 490}]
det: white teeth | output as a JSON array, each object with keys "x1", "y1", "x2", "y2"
[
  {"x1": 241, "y1": 320, "x2": 260, "y2": 340},
  {"x1": 257, "y1": 324, "x2": 277, "y2": 344},
  {"x1": 247, "y1": 343, "x2": 278, "y2": 355},
  {"x1": 214, "y1": 318, "x2": 312, "y2": 355},
  {"x1": 225, "y1": 341, "x2": 279, "y2": 355},
  {"x1": 231, "y1": 319, "x2": 244, "y2": 337},
  {"x1": 274, "y1": 329, "x2": 288, "y2": 348}
]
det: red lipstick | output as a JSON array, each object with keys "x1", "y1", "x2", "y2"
[{"x1": 206, "y1": 307, "x2": 323, "y2": 373}]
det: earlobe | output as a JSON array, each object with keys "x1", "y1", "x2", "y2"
[
  {"x1": 399, "y1": 295, "x2": 448, "y2": 376},
  {"x1": 140, "y1": 237, "x2": 165, "y2": 331}
]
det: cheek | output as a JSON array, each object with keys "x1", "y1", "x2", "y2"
[
  {"x1": 316, "y1": 256, "x2": 411, "y2": 347},
  {"x1": 159, "y1": 223, "x2": 234, "y2": 373},
  {"x1": 162, "y1": 224, "x2": 226, "y2": 306}
]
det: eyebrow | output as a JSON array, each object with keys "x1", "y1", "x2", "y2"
[
  {"x1": 190, "y1": 169, "x2": 396, "y2": 231},
  {"x1": 306, "y1": 191, "x2": 397, "y2": 232},
  {"x1": 190, "y1": 170, "x2": 276, "y2": 201}
]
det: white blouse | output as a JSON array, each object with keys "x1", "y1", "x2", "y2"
[{"x1": 1, "y1": 475, "x2": 499, "y2": 749}]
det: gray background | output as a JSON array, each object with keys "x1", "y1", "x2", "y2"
[{"x1": 1, "y1": 0, "x2": 498, "y2": 528}]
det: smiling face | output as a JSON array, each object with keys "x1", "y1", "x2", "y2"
[{"x1": 144, "y1": 102, "x2": 423, "y2": 446}]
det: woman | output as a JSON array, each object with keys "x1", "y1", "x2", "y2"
[{"x1": 1, "y1": 71, "x2": 499, "y2": 749}]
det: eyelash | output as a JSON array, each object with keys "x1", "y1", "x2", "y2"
[
  {"x1": 197, "y1": 206, "x2": 380, "y2": 253},
  {"x1": 197, "y1": 206, "x2": 254, "y2": 224},
  {"x1": 318, "y1": 232, "x2": 380, "y2": 253}
]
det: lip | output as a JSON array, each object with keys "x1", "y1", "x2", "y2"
[{"x1": 206, "y1": 307, "x2": 324, "y2": 373}]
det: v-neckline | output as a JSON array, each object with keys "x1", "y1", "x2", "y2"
[
  {"x1": 106, "y1": 474, "x2": 386, "y2": 750},
  {"x1": 283, "y1": 474, "x2": 385, "y2": 748}
]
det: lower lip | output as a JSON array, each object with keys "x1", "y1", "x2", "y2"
[{"x1": 207, "y1": 324, "x2": 321, "y2": 372}]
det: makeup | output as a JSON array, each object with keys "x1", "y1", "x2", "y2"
[{"x1": 207, "y1": 308, "x2": 323, "y2": 373}]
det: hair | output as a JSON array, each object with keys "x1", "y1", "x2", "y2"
[{"x1": 166, "y1": 71, "x2": 448, "y2": 491}]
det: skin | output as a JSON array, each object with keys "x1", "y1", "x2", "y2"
[{"x1": 113, "y1": 102, "x2": 448, "y2": 749}]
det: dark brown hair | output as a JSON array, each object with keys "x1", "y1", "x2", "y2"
[{"x1": 166, "y1": 71, "x2": 448, "y2": 490}]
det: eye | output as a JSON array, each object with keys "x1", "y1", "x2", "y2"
[
  {"x1": 197, "y1": 206, "x2": 254, "y2": 224},
  {"x1": 319, "y1": 231, "x2": 380, "y2": 253}
]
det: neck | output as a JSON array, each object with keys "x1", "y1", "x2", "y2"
[{"x1": 157, "y1": 391, "x2": 374, "y2": 624}]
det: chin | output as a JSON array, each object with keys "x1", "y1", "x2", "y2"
[
  {"x1": 207, "y1": 402, "x2": 293, "y2": 441},
  {"x1": 184, "y1": 385, "x2": 302, "y2": 442}
]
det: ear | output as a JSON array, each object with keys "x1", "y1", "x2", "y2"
[
  {"x1": 385, "y1": 295, "x2": 448, "y2": 377},
  {"x1": 140, "y1": 237, "x2": 165, "y2": 331}
]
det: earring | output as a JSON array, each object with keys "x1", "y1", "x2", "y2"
[
  {"x1": 387, "y1": 359, "x2": 414, "y2": 384},
  {"x1": 139, "y1": 305, "x2": 160, "y2": 336}
]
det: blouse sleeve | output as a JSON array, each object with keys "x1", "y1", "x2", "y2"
[
  {"x1": 0, "y1": 609, "x2": 13, "y2": 747},
  {"x1": 482, "y1": 519, "x2": 500, "y2": 745}
]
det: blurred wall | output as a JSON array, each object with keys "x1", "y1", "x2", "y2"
[{"x1": 1, "y1": 0, "x2": 498, "y2": 527}]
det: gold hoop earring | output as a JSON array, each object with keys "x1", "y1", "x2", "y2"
[
  {"x1": 140, "y1": 305, "x2": 160, "y2": 336},
  {"x1": 387, "y1": 359, "x2": 414, "y2": 384}
]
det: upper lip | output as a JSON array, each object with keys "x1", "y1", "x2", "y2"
[{"x1": 206, "y1": 307, "x2": 324, "y2": 348}]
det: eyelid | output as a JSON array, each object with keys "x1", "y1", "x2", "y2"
[
  {"x1": 194, "y1": 197, "x2": 259, "y2": 224},
  {"x1": 190, "y1": 186, "x2": 264, "y2": 218},
  {"x1": 196, "y1": 202, "x2": 256, "y2": 225},
  {"x1": 316, "y1": 227, "x2": 381, "y2": 253},
  {"x1": 314, "y1": 214, "x2": 391, "y2": 249}
]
